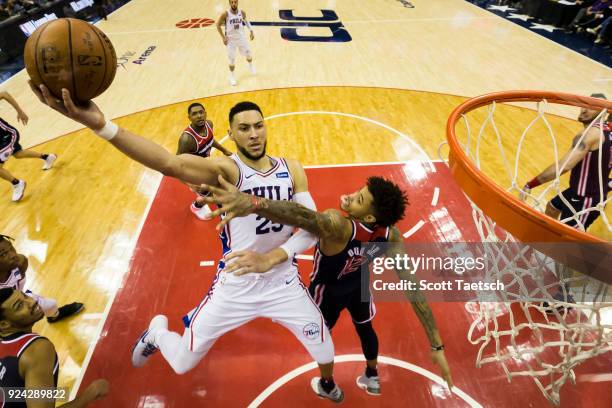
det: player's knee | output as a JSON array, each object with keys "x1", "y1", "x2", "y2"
[{"x1": 304, "y1": 334, "x2": 335, "y2": 364}]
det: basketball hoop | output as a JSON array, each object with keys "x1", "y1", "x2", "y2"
[{"x1": 446, "y1": 91, "x2": 612, "y2": 405}]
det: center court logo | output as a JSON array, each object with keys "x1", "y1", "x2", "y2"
[
  {"x1": 302, "y1": 323, "x2": 321, "y2": 340},
  {"x1": 175, "y1": 10, "x2": 351, "y2": 42}
]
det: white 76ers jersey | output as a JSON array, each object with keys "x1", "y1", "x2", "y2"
[
  {"x1": 219, "y1": 155, "x2": 297, "y2": 277},
  {"x1": 225, "y1": 9, "x2": 246, "y2": 40}
]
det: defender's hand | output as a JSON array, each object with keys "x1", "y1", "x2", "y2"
[
  {"x1": 250, "y1": 31, "x2": 254, "y2": 41},
  {"x1": 29, "y1": 82, "x2": 105, "y2": 130},
  {"x1": 431, "y1": 350, "x2": 453, "y2": 390},
  {"x1": 223, "y1": 36, "x2": 228, "y2": 45},
  {"x1": 201, "y1": 175, "x2": 255, "y2": 230},
  {"x1": 224, "y1": 250, "x2": 276, "y2": 275}
]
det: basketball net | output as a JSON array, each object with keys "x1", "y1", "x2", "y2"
[{"x1": 448, "y1": 94, "x2": 611, "y2": 405}]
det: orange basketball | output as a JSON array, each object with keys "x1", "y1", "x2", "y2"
[{"x1": 24, "y1": 18, "x2": 117, "y2": 104}]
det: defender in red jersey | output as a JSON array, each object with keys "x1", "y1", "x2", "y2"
[
  {"x1": 177, "y1": 103, "x2": 232, "y2": 220},
  {"x1": 0, "y1": 235, "x2": 84, "y2": 324},
  {"x1": 0, "y1": 288, "x2": 108, "y2": 407},
  {"x1": 522, "y1": 93, "x2": 611, "y2": 231},
  {"x1": 203, "y1": 176, "x2": 453, "y2": 397}
]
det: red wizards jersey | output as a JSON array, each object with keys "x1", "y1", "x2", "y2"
[
  {"x1": 182, "y1": 121, "x2": 214, "y2": 158},
  {"x1": 0, "y1": 333, "x2": 58, "y2": 407},
  {"x1": 310, "y1": 220, "x2": 389, "y2": 294},
  {"x1": 569, "y1": 121, "x2": 611, "y2": 198}
]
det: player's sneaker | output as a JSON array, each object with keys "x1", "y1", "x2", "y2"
[
  {"x1": 229, "y1": 74, "x2": 237, "y2": 86},
  {"x1": 311, "y1": 377, "x2": 344, "y2": 403},
  {"x1": 132, "y1": 315, "x2": 168, "y2": 367},
  {"x1": 190, "y1": 202, "x2": 212, "y2": 220},
  {"x1": 11, "y1": 180, "x2": 26, "y2": 202},
  {"x1": 542, "y1": 290, "x2": 575, "y2": 314},
  {"x1": 356, "y1": 373, "x2": 381, "y2": 395},
  {"x1": 42, "y1": 154, "x2": 57, "y2": 170},
  {"x1": 47, "y1": 302, "x2": 85, "y2": 323},
  {"x1": 249, "y1": 64, "x2": 256, "y2": 75}
]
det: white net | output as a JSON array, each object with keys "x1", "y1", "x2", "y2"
[{"x1": 450, "y1": 95, "x2": 612, "y2": 405}]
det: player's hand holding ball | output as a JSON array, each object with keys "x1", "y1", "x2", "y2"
[
  {"x1": 30, "y1": 83, "x2": 106, "y2": 131},
  {"x1": 24, "y1": 18, "x2": 117, "y2": 105}
]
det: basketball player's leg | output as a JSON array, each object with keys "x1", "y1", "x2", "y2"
[
  {"x1": 132, "y1": 277, "x2": 258, "y2": 374},
  {"x1": 24, "y1": 289, "x2": 84, "y2": 323},
  {"x1": 13, "y1": 148, "x2": 57, "y2": 170},
  {"x1": 265, "y1": 281, "x2": 343, "y2": 402},
  {"x1": 0, "y1": 162, "x2": 26, "y2": 202},
  {"x1": 238, "y1": 40, "x2": 255, "y2": 74},
  {"x1": 227, "y1": 42, "x2": 238, "y2": 85},
  {"x1": 347, "y1": 290, "x2": 380, "y2": 395}
]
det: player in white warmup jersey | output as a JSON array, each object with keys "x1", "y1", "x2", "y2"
[
  {"x1": 216, "y1": 0, "x2": 256, "y2": 86},
  {"x1": 29, "y1": 85, "x2": 345, "y2": 402}
]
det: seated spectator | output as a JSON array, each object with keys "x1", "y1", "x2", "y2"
[
  {"x1": 5, "y1": 0, "x2": 25, "y2": 16},
  {"x1": 588, "y1": 15, "x2": 612, "y2": 43},
  {"x1": 567, "y1": 0, "x2": 610, "y2": 32},
  {"x1": 0, "y1": 4, "x2": 10, "y2": 21}
]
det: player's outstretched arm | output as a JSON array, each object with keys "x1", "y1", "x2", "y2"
[
  {"x1": 387, "y1": 226, "x2": 454, "y2": 390},
  {"x1": 521, "y1": 127, "x2": 601, "y2": 198},
  {"x1": 30, "y1": 83, "x2": 227, "y2": 186},
  {"x1": 0, "y1": 91, "x2": 28, "y2": 124},
  {"x1": 203, "y1": 175, "x2": 350, "y2": 239}
]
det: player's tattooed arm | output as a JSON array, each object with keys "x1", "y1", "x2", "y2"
[
  {"x1": 387, "y1": 227, "x2": 443, "y2": 347},
  {"x1": 202, "y1": 175, "x2": 350, "y2": 239},
  {"x1": 176, "y1": 133, "x2": 197, "y2": 155},
  {"x1": 387, "y1": 226, "x2": 453, "y2": 389},
  {"x1": 524, "y1": 127, "x2": 601, "y2": 190}
]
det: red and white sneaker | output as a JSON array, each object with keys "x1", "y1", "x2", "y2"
[{"x1": 190, "y1": 202, "x2": 212, "y2": 220}]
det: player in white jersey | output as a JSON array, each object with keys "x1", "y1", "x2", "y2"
[
  {"x1": 29, "y1": 85, "x2": 345, "y2": 402},
  {"x1": 216, "y1": 0, "x2": 256, "y2": 86}
]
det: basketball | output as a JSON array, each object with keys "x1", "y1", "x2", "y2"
[{"x1": 24, "y1": 18, "x2": 117, "y2": 104}]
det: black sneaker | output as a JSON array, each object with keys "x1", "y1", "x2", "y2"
[{"x1": 47, "y1": 302, "x2": 85, "y2": 323}]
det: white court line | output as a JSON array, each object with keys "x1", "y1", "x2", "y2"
[
  {"x1": 265, "y1": 111, "x2": 435, "y2": 172},
  {"x1": 403, "y1": 220, "x2": 426, "y2": 238},
  {"x1": 200, "y1": 260, "x2": 215, "y2": 266},
  {"x1": 69, "y1": 172, "x2": 163, "y2": 399},
  {"x1": 431, "y1": 187, "x2": 440, "y2": 207},
  {"x1": 247, "y1": 354, "x2": 483, "y2": 408},
  {"x1": 295, "y1": 254, "x2": 313, "y2": 261}
]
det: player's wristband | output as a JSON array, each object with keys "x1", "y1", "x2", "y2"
[
  {"x1": 94, "y1": 120, "x2": 119, "y2": 141},
  {"x1": 431, "y1": 344, "x2": 445, "y2": 352},
  {"x1": 251, "y1": 196, "x2": 260, "y2": 212},
  {"x1": 525, "y1": 177, "x2": 542, "y2": 189}
]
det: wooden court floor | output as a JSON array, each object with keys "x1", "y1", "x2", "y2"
[{"x1": 0, "y1": 0, "x2": 610, "y2": 405}]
